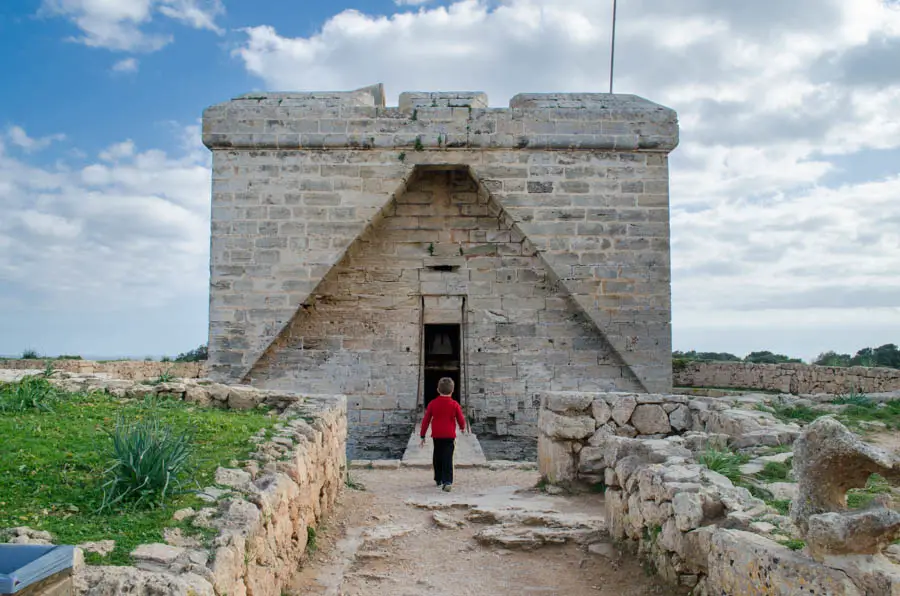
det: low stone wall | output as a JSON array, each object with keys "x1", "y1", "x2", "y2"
[
  {"x1": 537, "y1": 391, "x2": 890, "y2": 595},
  {"x1": 537, "y1": 391, "x2": 800, "y2": 484},
  {"x1": 0, "y1": 359, "x2": 205, "y2": 380},
  {"x1": 2, "y1": 373, "x2": 346, "y2": 596},
  {"x1": 674, "y1": 361, "x2": 900, "y2": 395}
]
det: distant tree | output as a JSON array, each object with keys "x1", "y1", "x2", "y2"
[
  {"x1": 673, "y1": 350, "x2": 741, "y2": 362},
  {"x1": 813, "y1": 351, "x2": 851, "y2": 367},
  {"x1": 850, "y1": 344, "x2": 900, "y2": 368},
  {"x1": 21, "y1": 349, "x2": 40, "y2": 359},
  {"x1": 743, "y1": 351, "x2": 802, "y2": 364},
  {"x1": 174, "y1": 344, "x2": 208, "y2": 363}
]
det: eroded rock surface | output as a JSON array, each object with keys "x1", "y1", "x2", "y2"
[{"x1": 792, "y1": 417, "x2": 900, "y2": 559}]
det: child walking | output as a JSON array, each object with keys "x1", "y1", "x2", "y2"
[{"x1": 419, "y1": 377, "x2": 466, "y2": 492}]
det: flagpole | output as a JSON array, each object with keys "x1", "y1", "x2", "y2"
[{"x1": 609, "y1": 0, "x2": 618, "y2": 94}]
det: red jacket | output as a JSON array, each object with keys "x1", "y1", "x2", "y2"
[{"x1": 421, "y1": 396, "x2": 466, "y2": 439}]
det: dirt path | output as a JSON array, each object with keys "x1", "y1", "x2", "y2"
[{"x1": 287, "y1": 467, "x2": 675, "y2": 596}]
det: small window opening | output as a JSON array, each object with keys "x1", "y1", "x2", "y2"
[{"x1": 427, "y1": 265, "x2": 458, "y2": 272}]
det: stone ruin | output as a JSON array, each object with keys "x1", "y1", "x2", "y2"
[
  {"x1": 201, "y1": 84, "x2": 679, "y2": 460},
  {"x1": 539, "y1": 390, "x2": 900, "y2": 594}
]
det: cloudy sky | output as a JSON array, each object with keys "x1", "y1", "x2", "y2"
[{"x1": 1, "y1": 0, "x2": 899, "y2": 361}]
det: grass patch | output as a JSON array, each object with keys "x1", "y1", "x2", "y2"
[
  {"x1": 838, "y1": 400, "x2": 900, "y2": 431},
  {"x1": 831, "y1": 391, "x2": 872, "y2": 407},
  {"x1": 306, "y1": 526, "x2": 318, "y2": 552},
  {"x1": 847, "y1": 474, "x2": 893, "y2": 509},
  {"x1": 763, "y1": 444, "x2": 794, "y2": 455},
  {"x1": 779, "y1": 538, "x2": 805, "y2": 551},
  {"x1": 756, "y1": 460, "x2": 792, "y2": 483},
  {"x1": 0, "y1": 385, "x2": 276, "y2": 565},
  {"x1": 345, "y1": 472, "x2": 366, "y2": 491},
  {"x1": 768, "y1": 403, "x2": 823, "y2": 424},
  {"x1": 767, "y1": 499, "x2": 792, "y2": 515},
  {"x1": 697, "y1": 448, "x2": 749, "y2": 483}
]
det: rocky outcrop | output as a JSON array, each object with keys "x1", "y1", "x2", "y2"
[
  {"x1": 675, "y1": 361, "x2": 900, "y2": 395},
  {"x1": 791, "y1": 417, "x2": 900, "y2": 547},
  {"x1": 538, "y1": 391, "x2": 900, "y2": 595}
]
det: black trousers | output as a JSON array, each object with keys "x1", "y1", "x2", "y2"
[{"x1": 432, "y1": 438, "x2": 455, "y2": 485}]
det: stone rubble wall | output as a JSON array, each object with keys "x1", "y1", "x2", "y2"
[
  {"x1": 5, "y1": 373, "x2": 348, "y2": 596},
  {"x1": 538, "y1": 391, "x2": 871, "y2": 595},
  {"x1": 674, "y1": 361, "x2": 900, "y2": 395},
  {"x1": 0, "y1": 358, "x2": 205, "y2": 380}
]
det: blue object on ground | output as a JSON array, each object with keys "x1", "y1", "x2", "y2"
[{"x1": 0, "y1": 544, "x2": 75, "y2": 594}]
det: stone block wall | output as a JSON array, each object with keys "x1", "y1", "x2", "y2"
[
  {"x1": 203, "y1": 85, "x2": 679, "y2": 458},
  {"x1": 674, "y1": 361, "x2": 900, "y2": 395},
  {"x1": 248, "y1": 168, "x2": 645, "y2": 458}
]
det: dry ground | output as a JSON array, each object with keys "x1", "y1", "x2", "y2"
[{"x1": 288, "y1": 467, "x2": 676, "y2": 596}]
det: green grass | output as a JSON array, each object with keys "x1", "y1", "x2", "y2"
[
  {"x1": 839, "y1": 400, "x2": 900, "y2": 431},
  {"x1": 756, "y1": 460, "x2": 792, "y2": 483},
  {"x1": 345, "y1": 471, "x2": 366, "y2": 491},
  {"x1": 306, "y1": 526, "x2": 318, "y2": 552},
  {"x1": 847, "y1": 474, "x2": 893, "y2": 509},
  {"x1": 779, "y1": 538, "x2": 805, "y2": 551},
  {"x1": 763, "y1": 444, "x2": 794, "y2": 455},
  {"x1": 768, "y1": 403, "x2": 823, "y2": 423},
  {"x1": 767, "y1": 499, "x2": 791, "y2": 515},
  {"x1": 831, "y1": 391, "x2": 872, "y2": 406},
  {"x1": 697, "y1": 448, "x2": 750, "y2": 483},
  {"x1": 0, "y1": 386, "x2": 276, "y2": 565}
]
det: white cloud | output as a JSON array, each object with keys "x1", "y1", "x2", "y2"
[
  {"x1": 40, "y1": 0, "x2": 224, "y2": 52},
  {"x1": 0, "y1": 125, "x2": 210, "y2": 310},
  {"x1": 395, "y1": 0, "x2": 435, "y2": 5},
  {"x1": 112, "y1": 57, "x2": 139, "y2": 72},
  {"x1": 5, "y1": 126, "x2": 66, "y2": 153},
  {"x1": 228, "y1": 0, "x2": 900, "y2": 357}
]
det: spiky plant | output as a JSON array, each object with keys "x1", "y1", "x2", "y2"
[
  {"x1": 98, "y1": 413, "x2": 193, "y2": 512},
  {"x1": 0, "y1": 375, "x2": 58, "y2": 412}
]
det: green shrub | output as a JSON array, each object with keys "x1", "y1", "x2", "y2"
[
  {"x1": 769, "y1": 403, "x2": 822, "y2": 423},
  {"x1": 672, "y1": 358, "x2": 689, "y2": 373},
  {"x1": 756, "y1": 460, "x2": 791, "y2": 483},
  {"x1": 306, "y1": 526, "x2": 318, "y2": 552},
  {"x1": 847, "y1": 474, "x2": 892, "y2": 509},
  {"x1": 832, "y1": 390, "x2": 872, "y2": 406},
  {"x1": 0, "y1": 375, "x2": 58, "y2": 412},
  {"x1": 767, "y1": 499, "x2": 791, "y2": 515},
  {"x1": 779, "y1": 539, "x2": 805, "y2": 551},
  {"x1": 174, "y1": 344, "x2": 207, "y2": 362},
  {"x1": 698, "y1": 449, "x2": 748, "y2": 482},
  {"x1": 21, "y1": 349, "x2": 40, "y2": 359},
  {"x1": 99, "y1": 414, "x2": 194, "y2": 512}
]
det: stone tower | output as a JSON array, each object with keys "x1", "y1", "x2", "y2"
[{"x1": 202, "y1": 84, "x2": 679, "y2": 459}]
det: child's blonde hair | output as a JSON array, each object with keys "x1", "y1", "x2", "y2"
[{"x1": 437, "y1": 377, "x2": 455, "y2": 396}]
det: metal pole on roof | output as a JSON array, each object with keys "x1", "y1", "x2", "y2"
[{"x1": 609, "y1": 0, "x2": 618, "y2": 94}]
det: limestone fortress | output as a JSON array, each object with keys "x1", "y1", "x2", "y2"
[{"x1": 202, "y1": 85, "x2": 679, "y2": 459}]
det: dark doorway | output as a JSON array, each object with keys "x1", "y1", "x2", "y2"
[{"x1": 423, "y1": 324, "x2": 461, "y2": 408}]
